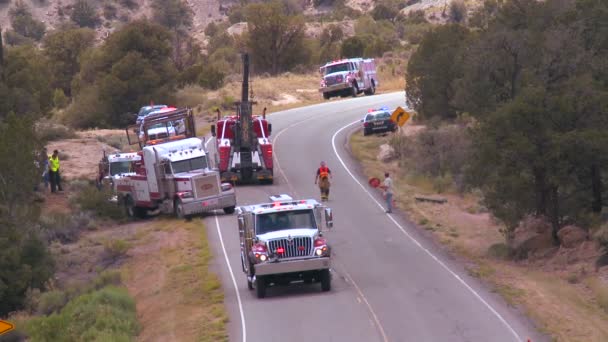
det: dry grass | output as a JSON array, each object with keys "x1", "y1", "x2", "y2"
[
  {"x1": 348, "y1": 129, "x2": 608, "y2": 342},
  {"x1": 124, "y1": 219, "x2": 227, "y2": 342}
]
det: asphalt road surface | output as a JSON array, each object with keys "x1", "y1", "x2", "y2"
[{"x1": 203, "y1": 92, "x2": 546, "y2": 342}]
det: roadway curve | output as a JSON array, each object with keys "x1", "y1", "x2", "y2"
[{"x1": 203, "y1": 92, "x2": 546, "y2": 342}]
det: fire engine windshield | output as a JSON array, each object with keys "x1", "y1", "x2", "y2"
[
  {"x1": 255, "y1": 209, "x2": 317, "y2": 234},
  {"x1": 323, "y1": 63, "x2": 351, "y2": 75},
  {"x1": 109, "y1": 161, "x2": 133, "y2": 176},
  {"x1": 171, "y1": 156, "x2": 208, "y2": 174}
]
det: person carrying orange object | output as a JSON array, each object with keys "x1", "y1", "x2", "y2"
[{"x1": 314, "y1": 161, "x2": 332, "y2": 201}]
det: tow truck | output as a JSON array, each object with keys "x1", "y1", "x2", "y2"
[
  {"x1": 237, "y1": 194, "x2": 334, "y2": 298},
  {"x1": 114, "y1": 107, "x2": 237, "y2": 219},
  {"x1": 211, "y1": 53, "x2": 274, "y2": 184}
]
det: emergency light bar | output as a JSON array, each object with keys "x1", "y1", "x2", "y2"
[{"x1": 269, "y1": 194, "x2": 293, "y2": 201}]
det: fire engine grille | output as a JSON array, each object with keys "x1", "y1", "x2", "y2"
[
  {"x1": 325, "y1": 76, "x2": 339, "y2": 86},
  {"x1": 268, "y1": 237, "x2": 313, "y2": 259}
]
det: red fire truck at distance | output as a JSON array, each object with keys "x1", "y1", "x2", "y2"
[
  {"x1": 211, "y1": 53, "x2": 274, "y2": 184},
  {"x1": 318, "y1": 57, "x2": 378, "y2": 100},
  {"x1": 114, "y1": 108, "x2": 237, "y2": 219}
]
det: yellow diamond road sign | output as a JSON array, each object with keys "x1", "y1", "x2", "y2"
[
  {"x1": 390, "y1": 106, "x2": 412, "y2": 127},
  {"x1": 0, "y1": 320, "x2": 14, "y2": 335}
]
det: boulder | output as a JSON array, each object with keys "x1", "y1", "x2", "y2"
[
  {"x1": 510, "y1": 215, "x2": 555, "y2": 260},
  {"x1": 558, "y1": 225, "x2": 588, "y2": 248},
  {"x1": 377, "y1": 144, "x2": 395, "y2": 162}
]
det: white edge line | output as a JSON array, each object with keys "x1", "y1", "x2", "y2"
[
  {"x1": 214, "y1": 214, "x2": 247, "y2": 342},
  {"x1": 331, "y1": 120, "x2": 523, "y2": 342},
  {"x1": 205, "y1": 138, "x2": 247, "y2": 342}
]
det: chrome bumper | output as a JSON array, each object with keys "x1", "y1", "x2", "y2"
[
  {"x1": 181, "y1": 190, "x2": 237, "y2": 215},
  {"x1": 254, "y1": 257, "x2": 331, "y2": 276},
  {"x1": 319, "y1": 83, "x2": 350, "y2": 93}
]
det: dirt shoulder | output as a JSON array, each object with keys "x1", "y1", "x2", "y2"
[{"x1": 348, "y1": 129, "x2": 608, "y2": 342}]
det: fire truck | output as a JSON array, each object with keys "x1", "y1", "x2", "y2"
[
  {"x1": 237, "y1": 194, "x2": 334, "y2": 298},
  {"x1": 115, "y1": 108, "x2": 237, "y2": 219},
  {"x1": 211, "y1": 53, "x2": 273, "y2": 184},
  {"x1": 319, "y1": 58, "x2": 378, "y2": 100}
]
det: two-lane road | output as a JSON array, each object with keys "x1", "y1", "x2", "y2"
[{"x1": 204, "y1": 92, "x2": 546, "y2": 342}]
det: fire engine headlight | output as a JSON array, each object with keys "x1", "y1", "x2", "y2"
[
  {"x1": 259, "y1": 254, "x2": 267, "y2": 262},
  {"x1": 315, "y1": 249, "x2": 323, "y2": 256}
]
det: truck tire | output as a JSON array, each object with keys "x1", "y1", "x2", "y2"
[
  {"x1": 174, "y1": 199, "x2": 186, "y2": 219},
  {"x1": 365, "y1": 82, "x2": 376, "y2": 95},
  {"x1": 255, "y1": 276, "x2": 266, "y2": 298},
  {"x1": 124, "y1": 196, "x2": 146, "y2": 219},
  {"x1": 320, "y1": 269, "x2": 331, "y2": 292},
  {"x1": 323, "y1": 93, "x2": 330, "y2": 100},
  {"x1": 223, "y1": 206, "x2": 236, "y2": 214}
]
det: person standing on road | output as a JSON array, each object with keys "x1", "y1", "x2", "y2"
[
  {"x1": 380, "y1": 172, "x2": 393, "y2": 213},
  {"x1": 315, "y1": 161, "x2": 332, "y2": 201},
  {"x1": 48, "y1": 149, "x2": 63, "y2": 193}
]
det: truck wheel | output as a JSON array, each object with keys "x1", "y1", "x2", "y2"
[
  {"x1": 365, "y1": 83, "x2": 376, "y2": 95},
  {"x1": 174, "y1": 199, "x2": 186, "y2": 219},
  {"x1": 223, "y1": 206, "x2": 236, "y2": 214},
  {"x1": 124, "y1": 196, "x2": 136, "y2": 219},
  {"x1": 320, "y1": 269, "x2": 331, "y2": 292},
  {"x1": 323, "y1": 93, "x2": 330, "y2": 100},
  {"x1": 255, "y1": 276, "x2": 266, "y2": 298}
]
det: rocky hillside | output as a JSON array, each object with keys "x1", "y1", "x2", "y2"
[{"x1": 0, "y1": 0, "x2": 464, "y2": 44}]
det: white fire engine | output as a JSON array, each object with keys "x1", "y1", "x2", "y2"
[
  {"x1": 115, "y1": 108, "x2": 237, "y2": 219},
  {"x1": 237, "y1": 194, "x2": 334, "y2": 298},
  {"x1": 319, "y1": 58, "x2": 378, "y2": 100}
]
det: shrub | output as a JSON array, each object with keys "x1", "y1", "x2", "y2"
[
  {"x1": 53, "y1": 88, "x2": 69, "y2": 109},
  {"x1": 37, "y1": 290, "x2": 68, "y2": 315},
  {"x1": 40, "y1": 212, "x2": 81, "y2": 243},
  {"x1": 91, "y1": 270, "x2": 123, "y2": 290},
  {"x1": 35, "y1": 120, "x2": 77, "y2": 142},
  {"x1": 593, "y1": 223, "x2": 608, "y2": 249},
  {"x1": 71, "y1": 0, "x2": 100, "y2": 28},
  {"x1": 449, "y1": 1, "x2": 467, "y2": 23},
  {"x1": 487, "y1": 243, "x2": 510, "y2": 260},
  {"x1": 103, "y1": 239, "x2": 131, "y2": 262},
  {"x1": 72, "y1": 184, "x2": 126, "y2": 220},
  {"x1": 25, "y1": 286, "x2": 139, "y2": 341},
  {"x1": 391, "y1": 125, "x2": 471, "y2": 193}
]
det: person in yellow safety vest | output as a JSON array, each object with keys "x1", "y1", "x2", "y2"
[
  {"x1": 48, "y1": 149, "x2": 63, "y2": 193},
  {"x1": 314, "y1": 161, "x2": 332, "y2": 201}
]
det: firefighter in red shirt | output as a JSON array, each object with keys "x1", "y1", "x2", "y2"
[{"x1": 314, "y1": 161, "x2": 332, "y2": 201}]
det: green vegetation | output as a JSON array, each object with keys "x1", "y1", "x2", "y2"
[
  {"x1": 25, "y1": 286, "x2": 139, "y2": 341},
  {"x1": 405, "y1": 0, "x2": 608, "y2": 243},
  {"x1": 245, "y1": 1, "x2": 307, "y2": 75},
  {"x1": 4, "y1": 1, "x2": 46, "y2": 44},
  {"x1": 70, "y1": 0, "x2": 100, "y2": 28}
]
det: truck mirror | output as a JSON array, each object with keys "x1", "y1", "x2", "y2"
[
  {"x1": 324, "y1": 208, "x2": 333, "y2": 229},
  {"x1": 268, "y1": 123, "x2": 272, "y2": 135},
  {"x1": 238, "y1": 216, "x2": 245, "y2": 235},
  {"x1": 211, "y1": 125, "x2": 216, "y2": 137}
]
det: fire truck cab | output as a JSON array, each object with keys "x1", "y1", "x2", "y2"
[
  {"x1": 319, "y1": 58, "x2": 378, "y2": 100},
  {"x1": 237, "y1": 194, "x2": 334, "y2": 298}
]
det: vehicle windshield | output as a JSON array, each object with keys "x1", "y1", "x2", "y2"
[
  {"x1": 323, "y1": 62, "x2": 351, "y2": 75},
  {"x1": 366, "y1": 111, "x2": 391, "y2": 121},
  {"x1": 255, "y1": 209, "x2": 317, "y2": 235},
  {"x1": 109, "y1": 161, "x2": 132, "y2": 176},
  {"x1": 171, "y1": 156, "x2": 208, "y2": 174}
]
